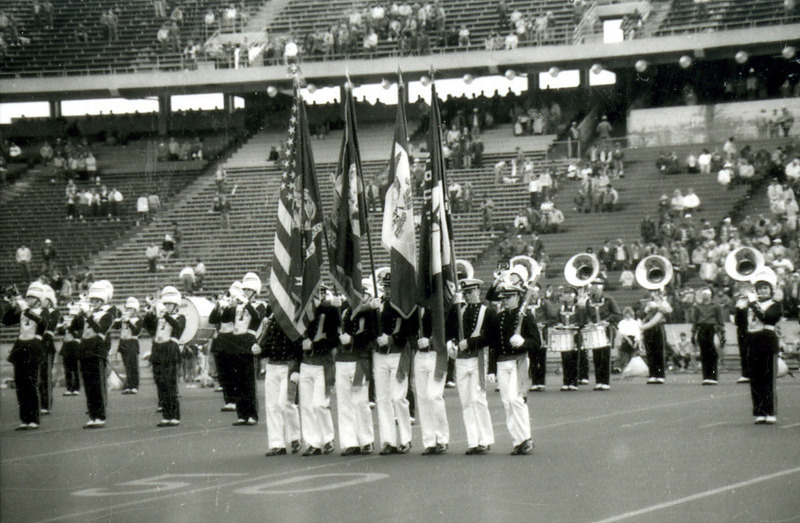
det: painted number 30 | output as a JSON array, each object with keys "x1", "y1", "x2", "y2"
[{"x1": 72, "y1": 473, "x2": 387, "y2": 497}]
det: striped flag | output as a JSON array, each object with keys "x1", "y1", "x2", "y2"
[
  {"x1": 381, "y1": 76, "x2": 417, "y2": 319},
  {"x1": 269, "y1": 85, "x2": 326, "y2": 341},
  {"x1": 329, "y1": 84, "x2": 366, "y2": 307},
  {"x1": 418, "y1": 82, "x2": 457, "y2": 375}
]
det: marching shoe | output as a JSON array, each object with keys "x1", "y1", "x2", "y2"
[
  {"x1": 421, "y1": 446, "x2": 437, "y2": 455},
  {"x1": 465, "y1": 447, "x2": 477, "y2": 455},
  {"x1": 474, "y1": 445, "x2": 489, "y2": 455},
  {"x1": 409, "y1": 416, "x2": 416, "y2": 425},
  {"x1": 323, "y1": 441, "x2": 336, "y2": 454},
  {"x1": 130, "y1": 388, "x2": 138, "y2": 394},
  {"x1": 290, "y1": 440, "x2": 302, "y2": 454},
  {"x1": 647, "y1": 377, "x2": 658, "y2": 384},
  {"x1": 221, "y1": 403, "x2": 237, "y2": 412},
  {"x1": 361, "y1": 443, "x2": 373, "y2": 454},
  {"x1": 754, "y1": 416, "x2": 766, "y2": 424},
  {"x1": 265, "y1": 448, "x2": 287, "y2": 457},
  {"x1": 511, "y1": 439, "x2": 534, "y2": 455},
  {"x1": 245, "y1": 417, "x2": 257, "y2": 426},
  {"x1": 121, "y1": 389, "x2": 131, "y2": 394},
  {"x1": 736, "y1": 377, "x2": 750, "y2": 384},
  {"x1": 396, "y1": 443, "x2": 411, "y2": 454},
  {"x1": 40, "y1": 409, "x2": 50, "y2": 414},
  {"x1": 601, "y1": 384, "x2": 610, "y2": 390},
  {"x1": 169, "y1": 419, "x2": 180, "y2": 426},
  {"x1": 707, "y1": 380, "x2": 717, "y2": 385},
  {"x1": 16, "y1": 423, "x2": 30, "y2": 431},
  {"x1": 341, "y1": 447, "x2": 361, "y2": 456},
  {"x1": 568, "y1": 385, "x2": 578, "y2": 391},
  {"x1": 433, "y1": 443, "x2": 448, "y2": 454},
  {"x1": 368, "y1": 401, "x2": 375, "y2": 409},
  {"x1": 765, "y1": 416, "x2": 777, "y2": 424},
  {"x1": 232, "y1": 419, "x2": 248, "y2": 426},
  {"x1": 593, "y1": 384, "x2": 603, "y2": 391},
  {"x1": 579, "y1": 379, "x2": 589, "y2": 385},
  {"x1": 445, "y1": 381, "x2": 456, "y2": 389},
  {"x1": 63, "y1": 391, "x2": 71, "y2": 396},
  {"x1": 302, "y1": 446, "x2": 321, "y2": 457},
  {"x1": 560, "y1": 385, "x2": 570, "y2": 391},
  {"x1": 379, "y1": 443, "x2": 397, "y2": 455},
  {"x1": 157, "y1": 419, "x2": 172, "y2": 427},
  {"x1": 530, "y1": 385, "x2": 537, "y2": 391},
  {"x1": 656, "y1": 378, "x2": 665, "y2": 384},
  {"x1": 702, "y1": 379, "x2": 710, "y2": 385},
  {"x1": 27, "y1": 422, "x2": 39, "y2": 430},
  {"x1": 83, "y1": 420, "x2": 96, "y2": 429},
  {"x1": 92, "y1": 419, "x2": 105, "y2": 428},
  {"x1": 156, "y1": 407, "x2": 163, "y2": 412}
]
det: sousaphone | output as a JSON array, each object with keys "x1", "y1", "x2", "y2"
[
  {"x1": 635, "y1": 255, "x2": 673, "y2": 290},
  {"x1": 564, "y1": 252, "x2": 600, "y2": 287},
  {"x1": 724, "y1": 246, "x2": 764, "y2": 282}
]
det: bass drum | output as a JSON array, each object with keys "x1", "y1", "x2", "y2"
[{"x1": 178, "y1": 296, "x2": 214, "y2": 345}]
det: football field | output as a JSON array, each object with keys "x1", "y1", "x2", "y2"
[{"x1": 2, "y1": 373, "x2": 799, "y2": 522}]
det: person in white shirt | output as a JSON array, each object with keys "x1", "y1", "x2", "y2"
[
  {"x1": 682, "y1": 188, "x2": 701, "y2": 212},
  {"x1": 283, "y1": 38, "x2": 298, "y2": 65},
  {"x1": 785, "y1": 158, "x2": 800, "y2": 184},
  {"x1": 136, "y1": 195, "x2": 149, "y2": 226},
  {"x1": 615, "y1": 306, "x2": 641, "y2": 372},
  {"x1": 16, "y1": 245, "x2": 32, "y2": 281},
  {"x1": 698, "y1": 149, "x2": 712, "y2": 174}
]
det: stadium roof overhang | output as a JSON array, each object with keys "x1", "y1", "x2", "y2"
[{"x1": 0, "y1": 25, "x2": 797, "y2": 103}]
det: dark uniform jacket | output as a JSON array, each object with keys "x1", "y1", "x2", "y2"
[{"x1": 486, "y1": 305, "x2": 541, "y2": 374}]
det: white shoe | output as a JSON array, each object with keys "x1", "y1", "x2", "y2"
[
  {"x1": 221, "y1": 403, "x2": 237, "y2": 411},
  {"x1": 130, "y1": 388, "x2": 138, "y2": 394},
  {"x1": 765, "y1": 416, "x2": 777, "y2": 424},
  {"x1": 579, "y1": 379, "x2": 589, "y2": 385},
  {"x1": 568, "y1": 385, "x2": 579, "y2": 391},
  {"x1": 169, "y1": 419, "x2": 181, "y2": 426},
  {"x1": 560, "y1": 385, "x2": 570, "y2": 391},
  {"x1": 93, "y1": 419, "x2": 105, "y2": 427},
  {"x1": 754, "y1": 416, "x2": 766, "y2": 424},
  {"x1": 736, "y1": 377, "x2": 750, "y2": 384},
  {"x1": 647, "y1": 377, "x2": 658, "y2": 384},
  {"x1": 601, "y1": 384, "x2": 610, "y2": 390},
  {"x1": 656, "y1": 378, "x2": 665, "y2": 384},
  {"x1": 593, "y1": 384, "x2": 603, "y2": 391},
  {"x1": 27, "y1": 422, "x2": 39, "y2": 429}
]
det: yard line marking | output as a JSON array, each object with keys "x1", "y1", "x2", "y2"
[
  {"x1": 779, "y1": 422, "x2": 800, "y2": 429},
  {"x1": 594, "y1": 466, "x2": 800, "y2": 523},
  {"x1": 699, "y1": 421, "x2": 729, "y2": 428},
  {"x1": 619, "y1": 421, "x2": 653, "y2": 428}
]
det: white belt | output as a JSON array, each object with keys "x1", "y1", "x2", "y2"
[{"x1": 748, "y1": 325, "x2": 775, "y2": 332}]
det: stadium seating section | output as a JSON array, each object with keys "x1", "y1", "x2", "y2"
[{"x1": 655, "y1": 0, "x2": 792, "y2": 35}]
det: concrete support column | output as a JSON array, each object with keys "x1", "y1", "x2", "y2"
[
  {"x1": 48, "y1": 100, "x2": 62, "y2": 119},
  {"x1": 158, "y1": 95, "x2": 171, "y2": 136}
]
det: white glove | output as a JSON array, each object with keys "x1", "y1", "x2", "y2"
[
  {"x1": 302, "y1": 339, "x2": 313, "y2": 351},
  {"x1": 417, "y1": 337, "x2": 430, "y2": 349},
  {"x1": 377, "y1": 333, "x2": 390, "y2": 347},
  {"x1": 289, "y1": 372, "x2": 300, "y2": 384},
  {"x1": 251, "y1": 343, "x2": 261, "y2": 355},
  {"x1": 17, "y1": 299, "x2": 29, "y2": 311},
  {"x1": 510, "y1": 334, "x2": 525, "y2": 348},
  {"x1": 330, "y1": 296, "x2": 342, "y2": 308},
  {"x1": 80, "y1": 301, "x2": 91, "y2": 314},
  {"x1": 458, "y1": 339, "x2": 468, "y2": 351},
  {"x1": 339, "y1": 333, "x2": 352, "y2": 345},
  {"x1": 446, "y1": 341, "x2": 458, "y2": 360},
  {"x1": 486, "y1": 373, "x2": 497, "y2": 385}
]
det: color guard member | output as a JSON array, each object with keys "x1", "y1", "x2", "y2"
[
  {"x1": 337, "y1": 281, "x2": 379, "y2": 456},
  {"x1": 115, "y1": 297, "x2": 143, "y2": 394},
  {"x1": 230, "y1": 273, "x2": 266, "y2": 426},
  {"x1": 486, "y1": 282, "x2": 539, "y2": 455},
  {"x1": 209, "y1": 283, "x2": 239, "y2": 412},
  {"x1": 447, "y1": 278, "x2": 495, "y2": 454},
  {"x1": 254, "y1": 311, "x2": 302, "y2": 456},
  {"x1": 415, "y1": 305, "x2": 449, "y2": 455},
  {"x1": 144, "y1": 286, "x2": 186, "y2": 427},
  {"x1": 374, "y1": 271, "x2": 415, "y2": 455},
  {"x1": 78, "y1": 281, "x2": 115, "y2": 428},
  {"x1": 3, "y1": 282, "x2": 50, "y2": 430}
]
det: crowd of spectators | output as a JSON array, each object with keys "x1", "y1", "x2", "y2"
[
  {"x1": 64, "y1": 178, "x2": 125, "y2": 221},
  {"x1": 156, "y1": 135, "x2": 205, "y2": 162}
]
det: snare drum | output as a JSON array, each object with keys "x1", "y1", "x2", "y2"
[
  {"x1": 581, "y1": 324, "x2": 609, "y2": 350},
  {"x1": 548, "y1": 327, "x2": 576, "y2": 352}
]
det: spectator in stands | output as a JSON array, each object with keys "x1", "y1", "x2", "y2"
[
  {"x1": 723, "y1": 136, "x2": 738, "y2": 161},
  {"x1": 683, "y1": 188, "x2": 701, "y2": 213},
  {"x1": 162, "y1": 231, "x2": 176, "y2": 260},
  {"x1": 203, "y1": 8, "x2": 216, "y2": 38},
  {"x1": 153, "y1": 0, "x2": 167, "y2": 19},
  {"x1": 194, "y1": 259, "x2": 206, "y2": 291},
  {"x1": 148, "y1": 192, "x2": 161, "y2": 216},
  {"x1": 600, "y1": 185, "x2": 619, "y2": 212},
  {"x1": 16, "y1": 244, "x2": 32, "y2": 282},
  {"x1": 157, "y1": 22, "x2": 171, "y2": 51},
  {"x1": 513, "y1": 209, "x2": 530, "y2": 234},
  {"x1": 41, "y1": 239, "x2": 56, "y2": 275},
  {"x1": 780, "y1": 107, "x2": 794, "y2": 137},
  {"x1": 180, "y1": 265, "x2": 196, "y2": 294},
  {"x1": 480, "y1": 193, "x2": 495, "y2": 231},
  {"x1": 39, "y1": 141, "x2": 53, "y2": 165},
  {"x1": 718, "y1": 162, "x2": 734, "y2": 188},
  {"x1": 109, "y1": 187, "x2": 123, "y2": 221},
  {"x1": 214, "y1": 193, "x2": 232, "y2": 228},
  {"x1": 136, "y1": 194, "x2": 149, "y2": 226},
  {"x1": 146, "y1": 243, "x2": 161, "y2": 272},
  {"x1": 596, "y1": 115, "x2": 612, "y2": 144},
  {"x1": 65, "y1": 180, "x2": 77, "y2": 220},
  {"x1": 284, "y1": 37, "x2": 299, "y2": 65},
  {"x1": 74, "y1": 22, "x2": 89, "y2": 43}
]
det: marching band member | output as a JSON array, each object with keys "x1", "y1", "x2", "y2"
[
  {"x1": 114, "y1": 297, "x2": 143, "y2": 394},
  {"x1": 528, "y1": 283, "x2": 555, "y2": 391},
  {"x1": 336, "y1": 281, "x2": 379, "y2": 456},
  {"x1": 78, "y1": 281, "x2": 115, "y2": 428},
  {"x1": 558, "y1": 287, "x2": 585, "y2": 391},
  {"x1": 299, "y1": 287, "x2": 340, "y2": 456},
  {"x1": 58, "y1": 299, "x2": 83, "y2": 396},
  {"x1": 209, "y1": 283, "x2": 239, "y2": 412},
  {"x1": 253, "y1": 309, "x2": 302, "y2": 456},
  {"x1": 230, "y1": 272, "x2": 266, "y2": 426},
  {"x1": 143, "y1": 286, "x2": 186, "y2": 427},
  {"x1": 690, "y1": 287, "x2": 725, "y2": 385},
  {"x1": 447, "y1": 278, "x2": 495, "y2": 455},
  {"x1": 582, "y1": 278, "x2": 620, "y2": 390},
  {"x1": 3, "y1": 282, "x2": 50, "y2": 430},
  {"x1": 641, "y1": 290, "x2": 672, "y2": 384},
  {"x1": 486, "y1": 282, "x2": 539, "y2": 455},
  {"x1": 374, "y1": 271, "x2": 416, "y2": 455},
  {"x1": 415, "y1": 305, "x2": 449, "y2": 456},
  {"x1": 39, "y1": 285, "x2": 59, "y2": 414},
  {"x1": 734, "y1": 269, "x2": 782, "y2": 424}
]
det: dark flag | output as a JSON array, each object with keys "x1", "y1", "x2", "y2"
[
  {"x1": 329, "y1": 83, "x2": 367, "y2": 307},
  {"x1": 418, "y1": 82, "x2": 457, "y2": 378},
  {"x1": 269, "y1": 84, "x2": 326, "y2": 341},
  {"x1": 381, "y1": 75, "x2": 417, "y2": 318}
]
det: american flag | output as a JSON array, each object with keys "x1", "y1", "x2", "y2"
[
  {"x1": 269, "y1": 85, "x2": 325, "y2": 341},
  {"x1": 329, "y1": 84, "x2": 367, "y2": 307},
  {"x1": 381, "y1": 75, "x2": 417, "y2": 319},
  {"x1": 418, "y1": 82, "x2": 457, "y2": 377}
]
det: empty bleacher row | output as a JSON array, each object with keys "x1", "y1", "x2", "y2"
[{"x1": 655, "y1": 0, "x2": 795, "y2": 36}]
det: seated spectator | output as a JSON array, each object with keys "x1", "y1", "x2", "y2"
[
  {"x1": 179, "y1": 265, "x2": 196, "y2": 293},
  {"x1": 194, "y1": 259, "x2": 206, "y2": 291},
  {"x1": 717, "y1": 162, "x2": 734, "y2": 188},
  {"x1": 109, "y1": 187, "x2": 123, "y2": 221},
  {"x1": 738, "y1": 158, "x2": 755, "y2": 183},
  {"x1": 786, "y1": 157, "x2": 800, "y2": 185},
  {"x1": 698, "y1": 148, "x2": 712, "y2": 175},
  {"x1": 513, "y1": 209, "x2": 530, "y2": 234},
  {"x1": 686, "y1": 153, "x2": 699, "y2": 174},
  {"x1": 619, "y1": 266, "x2": 635, "y2": 289},
  {"x1": 670, "y1": 189, "x2": 685, "y2": 217},
  {"x1": 601, "y1": 185, "x2": 619, "y2": 212},
  {"x1": 683, "y1": 188, "x2": 701, "y2": 213},
  {"x1": 162, "y1": 232, "x2": 176, "y2": 259},
  {"x1": 148, "y1": 192, "x2": 161, "y2": 215},
  {"x1": 723, "y1": 136, "x2": 738, "y2": 160},
  {"x1": 146, "y1": 243, "x2": 161, "y2": 272}
]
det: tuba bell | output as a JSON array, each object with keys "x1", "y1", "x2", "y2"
[
  {"x1": 635, "y1": 255, "x2": 673, "y2": 290},
  {"x1": 564, "y1": 253, "x2": 600, "y2": 287},
  {"x1": 510, "y1": 255, "x2": 542, "y2": 285},
  {"x1": 455, "y1": 259, "x2": 475, "y2": 280},
  {"x1": 724, "y1": 246, "x2": 764, "y2": 282}
]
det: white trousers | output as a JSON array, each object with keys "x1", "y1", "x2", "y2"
[
  {"x1": 264, "y1": 363, "x2": 300, "y2": 450},
  {"x1": 414, "y1": 350, "x2": 449, "y2": 448},
  {"x1": 299, "y1": 363, "x2": 335, "y2": 448},
  {"x1": 335, "y1": 361, "x2": 374, "y2": 448},
  {"x1": 456, "y1": 357, "x2": 494, "y2": 448},
  {"x1": 372, "y1": 352, "x2": 411, "y2": 447},
  {"x1": 497, "y1": 358, "x2": 531, "y2": 446}
]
